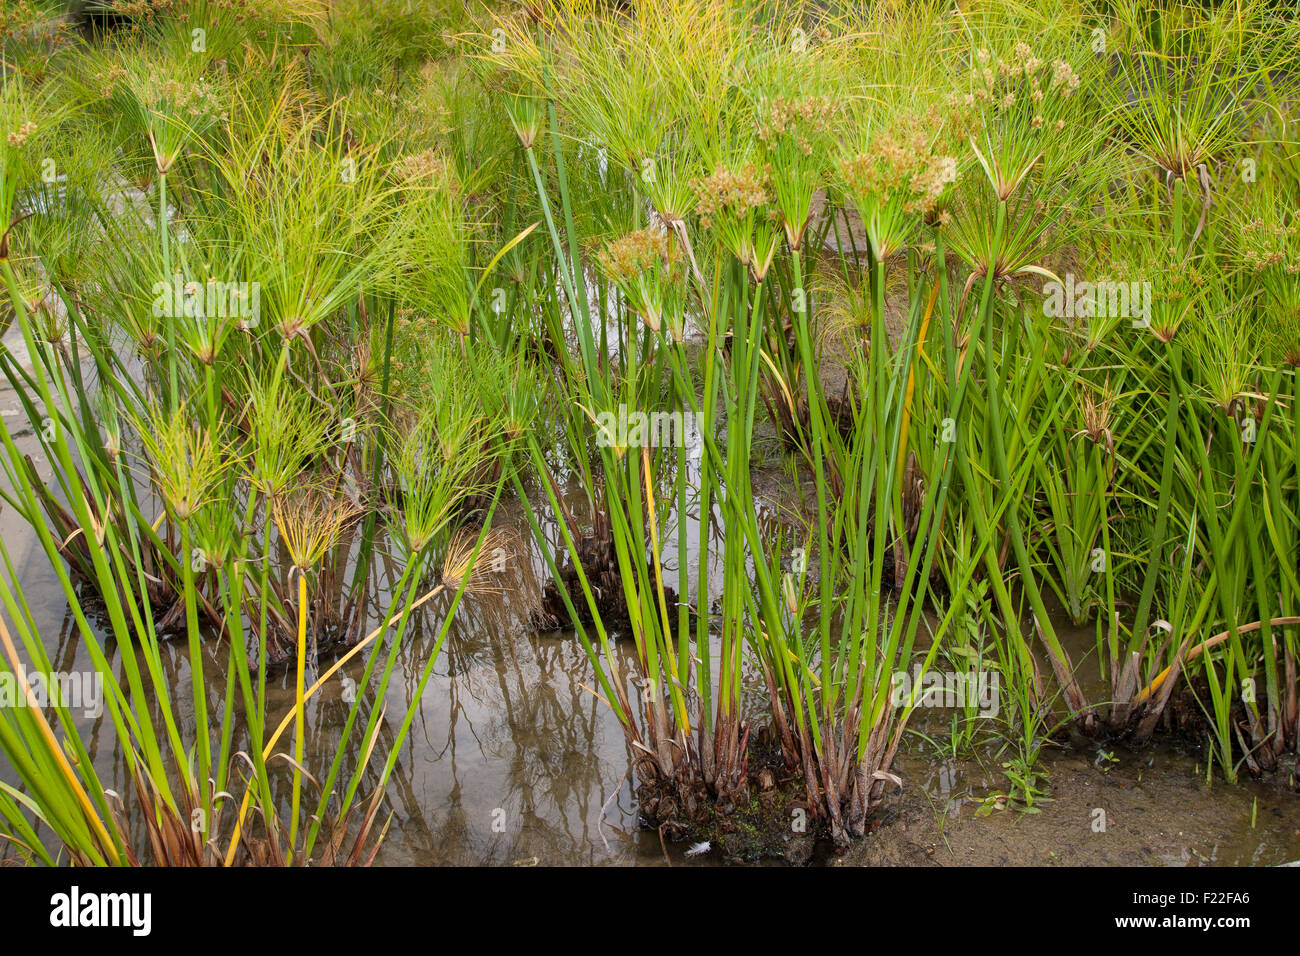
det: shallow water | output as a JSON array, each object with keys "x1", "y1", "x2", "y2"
[{"x1": 2, "y1": 334, "x2": 1297, "y2": 867}]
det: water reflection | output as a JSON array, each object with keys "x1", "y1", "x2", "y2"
[{"x1": 2, "y1": 420, "x2": 1297, "y2": 866}]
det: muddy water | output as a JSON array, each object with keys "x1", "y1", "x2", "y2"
[{"x1": 2, "y1": 330, "x2": 1297, "y2": 866}]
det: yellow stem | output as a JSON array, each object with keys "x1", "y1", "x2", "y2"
[
  {"x1": 642, "y1": 444, "x2": 686, "y2": 732},
  {"x1": 1135, "y1": 616, "x2": 1300, "y2": 706},
  {"x1": 897, "y1": 282, "x2": 940, "y2": 492},
  {"x1": 223, "y1": 581, "x2": 448, "y2": 865},
  {"x1": 0, "y1": 614, "x2": 122, "y2": 865},
  {"x1": 287, "y1": 572, "x2": 307, "y2": 853}
]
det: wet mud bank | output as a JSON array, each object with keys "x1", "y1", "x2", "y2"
[{"x1": 842, "y1": 742, "x2": 1299, "y2": 868}]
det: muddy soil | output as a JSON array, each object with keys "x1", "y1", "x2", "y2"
[{"x1": 842, "y1": 742, "x2": 1299, "y2": 867}]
